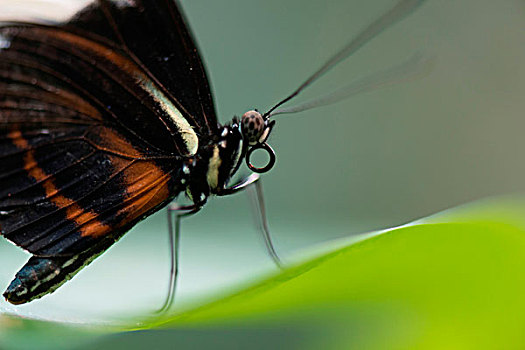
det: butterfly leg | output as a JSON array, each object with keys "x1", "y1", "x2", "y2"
[
  {"x1": 218, "y1": 174, "x2": 283, "y2": 269},
  {"x1": 157, "y1": 203, "x2": 201, "y2": 313}
]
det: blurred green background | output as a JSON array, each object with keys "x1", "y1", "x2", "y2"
[{"x1": 0, "y1": 0, "x2": 524, "y2": 324}]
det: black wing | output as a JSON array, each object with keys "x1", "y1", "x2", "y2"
[
  {"x1": 0, "y1": 25, "x2": 183, "y2": 256},
  {"x1": 65, "y1": 0, "x2": 218, "y2": 137},
  {"x1": 0, "y1": 2, "x2": 205, "y2": 302}
]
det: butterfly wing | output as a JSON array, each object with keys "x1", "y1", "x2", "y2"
[
  {"x1": 0, "y1": 21, "x2": 187, "y2": 254},
  {"x1": 0, "y1": 1, "x2": 210, "y2": 303}
]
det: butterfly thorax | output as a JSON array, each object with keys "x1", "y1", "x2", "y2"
[{"x1": 184, "y1": 121, "x2": 243, "y2": 204}]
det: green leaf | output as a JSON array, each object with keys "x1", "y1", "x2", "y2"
[{"x1": 3, "y1": 197, "x2": 525, "y2": 350}]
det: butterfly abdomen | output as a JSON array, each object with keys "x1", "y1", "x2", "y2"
[{"x1": 4, "y1": 250, "x2": 104, "y2": 305}]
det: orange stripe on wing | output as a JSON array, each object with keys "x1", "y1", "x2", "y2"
[
  {"x1": 96, "y1": 126, "x2": 143, "y2": 159},
  {"x1": 94, "y1": 128, "x2": 172, "y2": 226},
  {"x1": 7, "y1": 130, "x2": 112, "y2": 238},
  {"x1": 120, "y1": 161, "x2": 171, "y2": 219}
]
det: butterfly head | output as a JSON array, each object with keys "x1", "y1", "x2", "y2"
[{"x1": 237, "y1": 110, "x2": 276, "y2": 174}]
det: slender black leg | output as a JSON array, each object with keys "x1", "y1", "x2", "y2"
[
  {"x1": 157, "y1": 203, "x2": 200, "y2": 313},
  {"x1": 218, "y1": 175, "x2": 284, "y2": 269}
]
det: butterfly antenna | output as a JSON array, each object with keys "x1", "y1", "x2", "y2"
[
  {"x1": 263, "y1": 0, "x2": 427, "y2": 119},
  {"x1": 271, "y1": 53, "x2": 434, "y2": 116}
]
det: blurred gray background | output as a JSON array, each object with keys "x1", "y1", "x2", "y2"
[{"x1": 0, "y1": 0, "x2": 524, "y2": 321}]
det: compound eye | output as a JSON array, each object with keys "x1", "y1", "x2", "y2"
[{"x1": 241, "y1": 110, "x2": 265, "y2": 145}]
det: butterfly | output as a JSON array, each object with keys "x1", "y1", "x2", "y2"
[{"x1": 0, "y1": 0, "x2": 427, "y2": 307}]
